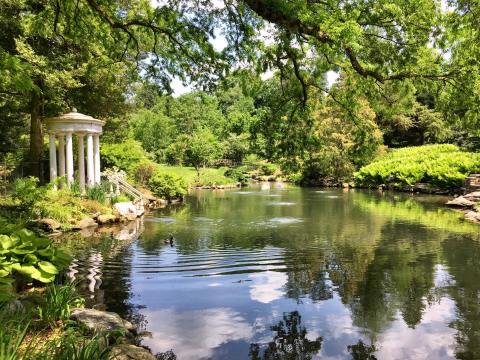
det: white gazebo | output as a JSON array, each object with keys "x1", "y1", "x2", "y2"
[{"x1": 45, "y1": 109, "x2": 105, "y2": 192}]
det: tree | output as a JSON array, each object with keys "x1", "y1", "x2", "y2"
[
  {"x1": 130, "y1": 107, "x2": 175, "y2": 162},
  {"x1": 185, "y1": 129, "x2": 222, "y2": 177},
  {"x1": 0, "y1": 0, "x2": 225, "y2": 177}
]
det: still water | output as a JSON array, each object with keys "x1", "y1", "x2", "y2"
[{"x1": 68, "y1": 185, "x2": 480, "y2": 359}]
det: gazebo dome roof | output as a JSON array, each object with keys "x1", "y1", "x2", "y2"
[{"x1": 45, "y1": 108, "x2": 105, "y2": 134}]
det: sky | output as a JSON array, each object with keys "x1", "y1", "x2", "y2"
[{"x1": 169, "y1": 31, "x2": 340, "y2": 96}]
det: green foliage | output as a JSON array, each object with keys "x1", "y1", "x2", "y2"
[
  {"x1": 222, "y1": 133, "x2": 251, "y2": 165},
  {"x1": 133, "y1": 160, "x2": 157, "y2": 186},
  {"x1": 32, "y1": 333, "x2": 111, "y2": 360},
  {"x1": 224, "y1": 168, "x2": 248, "y2": 184},
  {"x1": 164, "y1": 135, "x2": 190, "y2": 166},
  {"x1": 101, "y1": 140, "x2": 149, "y2": 174},
  {"x1": 354, "y1": 144, "x2": 480, "y2": 190},
  {"x1": 148, "y1": 172, "x2": 187, "y2": 200},
  {"x1": 184, "y1": 129, "x2": 223, "y2": 174},
  {"x1": 110, "y1": 194, "x2": 131, "y2": 204},
  {"x1": 130, "y1": 108, "x2": 175, "y2": 162},
  {"x1": 195, "y1": 170, "x2": 234, "y2": 186},
  {"x1": 37, "y1": 283, "x2": 84, "y2": 329},
  {"x1": 86, "y1": 184, "x2": 109, "y2": 204},
  {"x1": 12, "y1": 178, "x2": 47, "y2": 211},
  {"x1": 154, "y1": 165, "x2": 236, "y2": 187},
  {"x1": 0, "y1": 304, "x2": 30, "y2": 360},
  {"x1": 0, "y1": 228, "x2": 71, "y2": 298},
  {"x1": 259, "y1": 163, "x2": 279, "y2": 176}
]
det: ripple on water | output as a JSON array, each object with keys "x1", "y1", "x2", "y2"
[
  {"x1": 268, "y1": 201, "x2": 296, "y2": 206},
  {"x1": 146, "y1": 217, "x2": 176, "y2": 223}
]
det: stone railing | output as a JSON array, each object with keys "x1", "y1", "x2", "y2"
[{"x1": 103, "y1": 169, "x2": 145, "y2": 210}]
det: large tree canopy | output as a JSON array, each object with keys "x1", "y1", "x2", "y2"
[{"x1": 1, "y1": 0, "x2": 479, "y2": 175}]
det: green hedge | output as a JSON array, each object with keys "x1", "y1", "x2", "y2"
[
  {"x1": 148, "y1": 171, "x2": 187, "y2": 200},
  {"x1": 354, "y1": 144, "x2": 480, "y2": 190}
]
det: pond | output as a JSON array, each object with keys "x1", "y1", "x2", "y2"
[{"x1": 67, "y1": 184, "x2": 480, "y2": 359}]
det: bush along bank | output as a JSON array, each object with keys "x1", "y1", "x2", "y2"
[
  {"x1": 354, "y1": 144, "x2": 480, "y2": 194},
  {"x1": 0, "y1": 177, "x2": 144, "y2": 234}
]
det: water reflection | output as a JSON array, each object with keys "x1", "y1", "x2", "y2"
[
  {"x1": 142, "y1": 307, "x2": 253, "y2": 359},
  {"x1": 249, "y1": 311, "x2": 322, "y2": 360},
  {"x1": 64, "y1": 187, "x2": 480, "y2": 359}
]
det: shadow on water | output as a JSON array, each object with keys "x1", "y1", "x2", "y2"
[{"x1": 59, "y1": 186, "x2": 480, "y2": 359}]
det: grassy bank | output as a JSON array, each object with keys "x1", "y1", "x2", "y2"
[
  {"x1": 155, "y1": 165, "x2": 236, "y2": 187},
  {"x1": 354, "y1": 144, "x2": 480, "y2": 191}
]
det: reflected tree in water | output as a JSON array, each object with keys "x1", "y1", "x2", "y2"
[
  {"x1": 249, "y1": 311, "x2": 322, "y2": 360},
  {"x1": 347, "y1": 340, "x2": 377, "y2": 360},
  {"x1": 349, "y1": 224, "x2": 439, "y2": 334},
  {"x1": 283, "y1": 250, "x2": 333, "y2": 303},
  {"x1": 442, "y1": 234, "x2": 480, "y2": 360}
]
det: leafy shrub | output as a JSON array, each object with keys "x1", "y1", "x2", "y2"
[
  {"x1": 354, "y1": 144, "x2": 480, "y2": 190},
  {"x1": 242, "y1": 156, "x2": 280, "y2": 177},
  {"x1": 12, "y1": 177, "x2": 47, "y2": 210},
  {"x1": 38, "y1": 283, "x2": 84, "y2": 328},
  {"x1": 133, "y1": 159, "x2": 157, "y2": 185},
  {"x1": 0, "y1": 228, "x2": 71, "y2": 300},
  {"x1": 110, "y1": 194, "x2": 131, "y2": 204},
  {"x1": 86, "y1": 184, "x2": 107, "y2": 204},
  {"x1": 101, "y1": 140, "x2": 149, "y2": 174},
  {"x1": 259, "y1": 163, "x2": 279, "y2": 176},
  {"x1": 148, "y1": 172, "x2": 187, "y2": 200},
  {"x1": 164, "y1": 135, "x2": 190, "y2": 166},
  {"x1": 223, "y1": 168, "x2": 247, "y2": 184},
  {"x1": 35, "y1": 189, "x2": 86, "y2": 224}
]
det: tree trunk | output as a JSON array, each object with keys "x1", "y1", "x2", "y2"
[{"x1": 29, "y1": 89, "x2": 43, "y2": 180}]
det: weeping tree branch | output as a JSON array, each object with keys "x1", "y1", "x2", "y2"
[
  {"x1": 242, "y1": 0, "x2": 455, "y2": 84},
  {"x1": 84, "y1": 0, "x2": 214, "y2": 71}
]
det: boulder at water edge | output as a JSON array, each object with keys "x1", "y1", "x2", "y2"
[
  {"x1": 114, "y1": 202, "x2": 143, "y2": 221},
  {"x1": 73, "y1": 217, "x2": 98, "y2": 229},
  {"x1": 109, "y1": 344, "x2": 156, "y2": 360},
  {"x1": 446, "y1": 196, "x2": 475, "y2": 208},
  {"x1": 97, "y1": 214, "x2": 117, "y2": 225},
  {"x1": 71, "y1": 308, "x2": 134, "y2": 334},
  {"x1": 37, "y1": 218, "x2": 61, "y2": 232}
]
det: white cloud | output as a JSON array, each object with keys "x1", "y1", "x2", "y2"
[
  {"x1": 249, "y1": 271, "x2": 287, "y2": 303},
  {"x1": 375, "y1": 298, "x2": 457, "y2": 360},
  {"x1": 141, "y1": 307, "x2": 253, "y2": 359}
]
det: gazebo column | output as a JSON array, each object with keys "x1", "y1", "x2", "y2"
[
  {"x1": 86, "y1": 134, "x2": 95, "y2": 187},
  {"x1": 65, "y1": 132, "x2": 74, "y2": 186},
  {"x1": 48, "y1": 134, "x2": 57, "y2": 189},
  {"x1": 93, "y1": 134, "x2": 101, "y2": 185},
  {"x1": 77, "y1": 134, "x2": 85, "y2": 193},
  {"x1": 58, "y1": 134, "x2": 66, "y2": 183}
]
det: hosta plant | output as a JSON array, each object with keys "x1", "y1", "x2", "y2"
[{"x1": 0, "y1": 228, "x2": 71, "y2": 301}]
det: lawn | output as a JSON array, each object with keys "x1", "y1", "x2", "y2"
[{"x1": 155, "y1": 165, "x2": 236, "y2": 187}]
